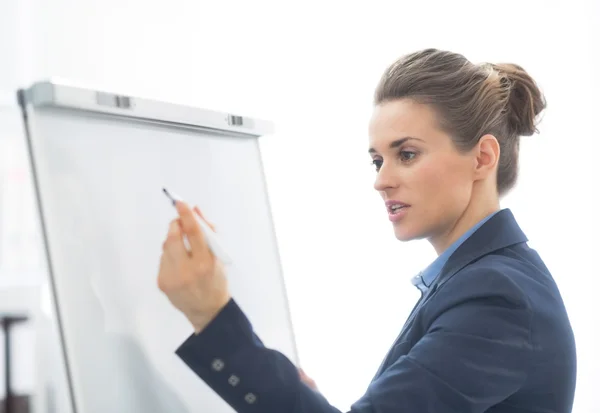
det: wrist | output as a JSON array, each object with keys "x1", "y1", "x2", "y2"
[{"x1": 188, "y1": 296, "x2": 231, "y2": 334}]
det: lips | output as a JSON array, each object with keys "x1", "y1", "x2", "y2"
[
  {"x1": 385, "y1": 200, "x2": 410, "y2": 222},
  {"x1": 385, "y1": 200, "x2": 410, "y2": 214}
]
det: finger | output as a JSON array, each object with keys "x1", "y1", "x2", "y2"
[
  {"x1": 298, "y1": 370, "x2": 317, "y2": 390},
  {"x1": 163, "y1": 219, "x2": 189, "y2": 263},
  {"x1": 298, "y1": 368, "x2": 314, "y2": 383},
  {"x1": 174, "y1": 201, "x2": 209, "y2": 255},
  {"x1": 157, "y1": 252, "x2": 173, "y2": 292},
  {"x1": 194, "y1": 206, "x2": 216, "y2": 232},
  {"x1": 305, "y1": 378, "x2": 317, "y2": 390}
]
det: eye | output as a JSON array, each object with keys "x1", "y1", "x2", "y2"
[
  {"x1": 371, "y1": 158, "x2": 383, "y2": 172},
  {"x1": 399, "y1": 151, "x2": 417, "y2": 162}
]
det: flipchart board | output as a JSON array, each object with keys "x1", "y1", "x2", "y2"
[{"x1": 18, "y1": 80, "x2": 298, "y2": 413}]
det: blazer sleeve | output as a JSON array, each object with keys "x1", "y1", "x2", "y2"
[{"x1": 176, "y1": 266, "x2": 534, "y2": 413}]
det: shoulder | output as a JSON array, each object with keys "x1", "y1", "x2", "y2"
[
  {"x1": 420, "y1": 254, "x2": 536, "y2": 341},
  {"x1": 436, "y1": 254, "x2": 535, "y2": 312}
]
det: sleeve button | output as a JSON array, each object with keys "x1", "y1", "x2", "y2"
[
  {"x1": 244, "y1": 393, "x2": 257, "y2": 404},
  {"x1": 228, "y1": 375, "x2": 240, "y2": 386},
  {"x1": 211, "y1": 359, "x2": 225, "y2": 372}
]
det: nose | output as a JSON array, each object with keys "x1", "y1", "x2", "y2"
[{"x1": 373, "y1": 163, "x2": 399, "y2": 192}]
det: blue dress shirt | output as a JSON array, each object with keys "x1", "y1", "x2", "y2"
[{"x1": 411, "y1": 210, "x2": 499, "y2": 293}]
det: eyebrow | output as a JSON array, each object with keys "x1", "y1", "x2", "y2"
[{"x1": 368, "y1": 137, "x2": 423, "y2": 154}]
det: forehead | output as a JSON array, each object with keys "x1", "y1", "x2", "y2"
[{"x1": 368, "y1": 99, "x2": 448, "y2": 151}]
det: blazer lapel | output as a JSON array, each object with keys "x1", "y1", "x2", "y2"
[
  {"x1": 436, "y1": 209, "x2": 528, "y2": 289},
  {"x1": 372, "y1": 209, "x2": 529, "y2": 379}
]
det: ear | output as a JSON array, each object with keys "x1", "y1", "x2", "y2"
[{"x1": 473, "y1": 134, "x2": 500, "y2": 181}]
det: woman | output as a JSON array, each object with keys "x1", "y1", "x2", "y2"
[{"x1": 157, "y1": 49, "x2": 577, "y2": 413}]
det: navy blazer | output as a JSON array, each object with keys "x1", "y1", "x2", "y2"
[{"x1": 176, "y1": 209, "x2": 577, "y2": 413}]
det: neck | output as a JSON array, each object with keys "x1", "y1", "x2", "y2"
[{"x1": 429, "y1": 188, "x2": 500, "y2": 255}]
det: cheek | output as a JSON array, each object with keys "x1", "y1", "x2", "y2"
[{"x1": 410, "y1": 157, "x2": 472, "y2": 201}]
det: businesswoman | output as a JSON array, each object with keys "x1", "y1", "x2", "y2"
[{"x1": 157, "y1": 49, "x2": 577, "y2": 413}]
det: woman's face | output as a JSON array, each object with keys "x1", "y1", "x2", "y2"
[{"x1": 368, "y1": 99, "x2": 478, "y2": 246}]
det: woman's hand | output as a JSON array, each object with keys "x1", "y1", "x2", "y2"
[
  {"x1": 298, "y1": 368, "x2": 318, "y2": 391},
  {"x1": 157, "y1": 201, "x2": 231, "y2": 334}
]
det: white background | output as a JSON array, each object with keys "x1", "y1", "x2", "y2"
[{"x1": 1, "y1": 0, "x2": 599, "y2": 412}]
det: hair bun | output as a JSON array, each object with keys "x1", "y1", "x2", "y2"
[{"x1": 492, "y1": 63, "x2": 546, "y2": 137}]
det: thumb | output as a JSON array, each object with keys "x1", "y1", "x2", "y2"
[{"x1": 194, "y1": 206, "x2": 216, "y2": 232}]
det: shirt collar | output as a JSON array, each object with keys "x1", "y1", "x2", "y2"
[{"x1": 411, "y1": 210, "x2": 501, "y2": 292}]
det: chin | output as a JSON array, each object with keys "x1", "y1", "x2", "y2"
[
  {"x1": 393, "y1": 225, "x2": 424, "y2": 242},
  {"x1": 391, "y1": 214, "x2": 432, "y2": 241}
]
